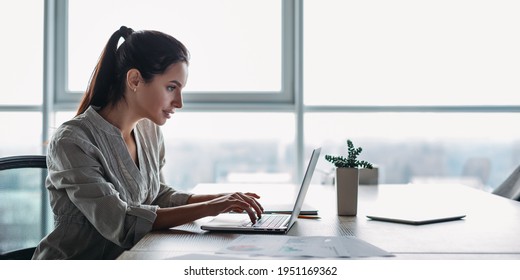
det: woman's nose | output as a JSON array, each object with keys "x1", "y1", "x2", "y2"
[{"x1": 172, "y1": 92, "x2": 183, "y2": 109}]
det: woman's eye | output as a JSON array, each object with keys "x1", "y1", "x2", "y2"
[{"x1": 167, "y1": 86, "x2": 176, "y2": 92}]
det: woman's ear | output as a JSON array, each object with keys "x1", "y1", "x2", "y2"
[{"x1": 126, "y1": 69, "x2": 141, "y2": 92}]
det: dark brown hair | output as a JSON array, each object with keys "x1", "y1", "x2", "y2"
[{"x1": 76, "y1": 26, "x2": 190, "y2": 115}]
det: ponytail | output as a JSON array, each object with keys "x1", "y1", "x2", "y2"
[
  {"x1": 76, "y1": 26, "x2": 189, "y2": 116},
  {"x1": 76, "y1": 26, "x2": 134, "y2": 116}
]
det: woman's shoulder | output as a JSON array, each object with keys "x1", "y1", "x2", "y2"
[
  {"x1": 52, "y1": 117, "x2": 90, "y2": 140},
  {"x1": 52, "y1": 108, "x2": 121, "y2": 140},
  {"x1": 49, "y1": 112, "x2": 106, "y2": 148}
]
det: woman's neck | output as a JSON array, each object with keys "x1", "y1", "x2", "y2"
[
  {"x1": 98, "y1": 102, "x2": 140, "y2": 139},
  {"x1": 98, "y1": 103, "x2": 141, "y2": 167}
]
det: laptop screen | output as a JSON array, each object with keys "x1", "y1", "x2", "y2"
[{"x1": 286, "y1": 147, "x2": 321, "y2": 227}]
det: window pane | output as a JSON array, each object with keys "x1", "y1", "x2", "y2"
[
  {"x1": 0, "y1": 1, "x2": 43, "y2": 105},
  {"x1": 55, "y1": 111, "x2": 295, "y2": 191},
  {"x1": 68, "y1": 0, "x2": 282, "y2": 93},
  {"x1": 54, "y1": 111, "x2": 75, "y2": 128},
  {"x1": 161, "y1": 113, "x2": 295, "y2": 191},
  {"x1": 0, "y1": 113, "x2": 42, "y2": 157},
  {"x1": 306, "y1": 113, "x2": 520, "y2": 191},
  {"x1": 304, "y1": 0, "x2": 520, "y2": 106}
]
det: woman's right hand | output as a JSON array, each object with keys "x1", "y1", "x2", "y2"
[
  {"x1": 204, "y1": 192, "x2": 264, "y2": 224},
  {"x1": 153, "y1": 192, "x2": 264, "y2": 230}
]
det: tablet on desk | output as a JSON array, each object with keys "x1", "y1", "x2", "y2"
[{"x1": 366, "y1": 211, "x2": 466, "y2": 225}]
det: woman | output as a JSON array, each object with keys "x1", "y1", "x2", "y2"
[{"x1": 32, "y1": 26, "x2": 263, "y2": 259}]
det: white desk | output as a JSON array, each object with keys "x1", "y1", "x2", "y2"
[{"x1": 118, "y1": 183, "x2": 520, "y2": 260}]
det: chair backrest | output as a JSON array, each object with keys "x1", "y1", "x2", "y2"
[
  {"x1": 0, "y1": 155, "x2": 51, "y2": 259},
  {"x1": 492, "y1": 164, "x2": 520, "y2": 201}
]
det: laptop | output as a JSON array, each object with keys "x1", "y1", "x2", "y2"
[{"x1": 200, "y1": 147, "x2": 321, "y2": 233}]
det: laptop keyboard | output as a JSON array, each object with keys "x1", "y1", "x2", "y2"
[{"x1": 243, "y1": 215, "x2": 287, "y2": 228}]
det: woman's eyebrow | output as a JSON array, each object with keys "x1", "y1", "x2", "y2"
[{"x1": 170, "y1": 80, "x2": 183, "y2": 87}]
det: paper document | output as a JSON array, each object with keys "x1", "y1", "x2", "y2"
[{"x1": 217, "y1": 235, "x2": 392, "y2": 258}]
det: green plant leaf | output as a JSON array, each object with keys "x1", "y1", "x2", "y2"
[{"x1": 325, "y1": 139, "x2": 373, "y2": 169}]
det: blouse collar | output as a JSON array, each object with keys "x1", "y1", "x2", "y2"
[{"x1": 83, "y1": 106, "x2": 124, "y2": 136}]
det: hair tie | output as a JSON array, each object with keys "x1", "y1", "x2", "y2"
[{"x1": 119, "y1": 26, "x2": 134, "y2": 40}]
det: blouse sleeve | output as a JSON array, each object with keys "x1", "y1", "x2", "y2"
[
  {"x1": 152, "y1": 176, "x2": 192, "y2": 207},
  {"x1": 47, "y1": 136, "x2": 157, "y2": 248}
]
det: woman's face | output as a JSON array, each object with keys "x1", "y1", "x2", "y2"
[{"x1": 134, "y1": 62, "x2": 188, "y2": 125}]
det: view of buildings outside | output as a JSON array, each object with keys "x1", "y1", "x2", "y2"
[{"x1": 160, "y1": 138, "x2": 519, "y2": 192}]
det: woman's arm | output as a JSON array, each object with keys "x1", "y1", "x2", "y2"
[{"x1": 152, "y1": 192, "x2": 263, "y2": 230}]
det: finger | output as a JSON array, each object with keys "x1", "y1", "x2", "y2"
[
  {"x1": 244, "y1": 192, "x2": 261, "y2": 199},
  {"x1": 244, "y1": 193, "x2": 264, "y2": 212},
  {"x1": 224, "y1": 200, "x2": 257, "y2": 224},
  {"x1": 242, "y1": 205, "x2": 258, "y2": 224},
  {"x1": 251, "y1": 197, "x2": 264, "y2": 216},
  {"x1": 235, "y1": 192, "x2": 263, "y2": 219}
]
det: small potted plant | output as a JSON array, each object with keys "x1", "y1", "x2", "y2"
[{"x1": 325, "y1": 139, "x2": 373, "y2": 216}]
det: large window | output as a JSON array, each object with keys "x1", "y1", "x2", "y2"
[
  {"x1": 3, "y1": 0, "x2": 520, "y2": 195},
  {"x1": 53, "y1": 0, "x2": 294, "y2": 190},
  {"x1": 302, "y1": 0, "x2": 520, "y2": 191}
]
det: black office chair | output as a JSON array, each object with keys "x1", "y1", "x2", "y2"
[
  {"x1": 492, "y1": 165, "x2": 520, "y2": 201},
  {"x1": 0, "y1": 155, "x2": 50, "y2": 260}
]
